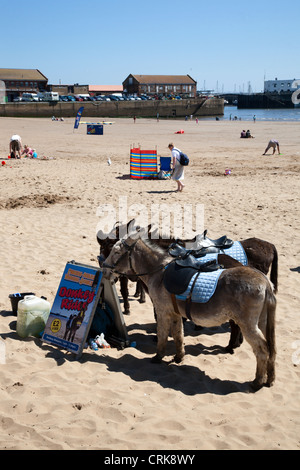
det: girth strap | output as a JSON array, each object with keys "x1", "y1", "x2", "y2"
[
  {"x1": 185, "y1": 271, "x2": 201, "y2": 321},
  {"x1": 171, "y1": 270, "x2": 201, "y2": 322},
  {"x1": 171, "y1": 294, "x2": 180, "y2": 316}
]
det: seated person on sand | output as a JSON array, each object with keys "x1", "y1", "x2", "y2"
[
  {"x1": 22, "y1": 145, "x2": 34, "y2": 158},
  {"x1": 240, "y1": 130, "x2": 246, "y2": 138},
  {"x1": 246, "y1": 129, "x2": 254, "y2": 138}
]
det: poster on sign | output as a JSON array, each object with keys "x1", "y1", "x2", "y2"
[{"x1": 42, "y1": 261, "x2": 102, "y2": 356}]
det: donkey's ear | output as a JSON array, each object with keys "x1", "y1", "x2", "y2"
[
  {"x1": 127, "y1": 219, "x2": 142, "y2": 236},
  {"x1": 96, "y1": 230, "x2": 105, "y2": 243},
  {"x1": 127, "y1": 218, "x2": 136, "y2": 229},
  {"x1": 128, "y1": 226, "x2": 146, "y2": 240}
]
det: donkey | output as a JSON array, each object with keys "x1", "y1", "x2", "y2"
[
  {"x1": 142, "y1": 227, "x2": 278, "y2": 352},
  {"x1": 98, "y1": 224, "x2": 278, "y2": 310},
  {"x1": 97, "y1": 221, "x2": 146, "y2": 315},
  {"x1": 103, "y1": 231, "x2": 276, "y2": 391}
]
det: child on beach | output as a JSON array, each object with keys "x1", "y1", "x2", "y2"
[
  {"x1": 263, "y1": 139, "x2": 280, "y2": 155},
  {"x1": 22, "y1": 145, "x2": 34, "y2": 158}
]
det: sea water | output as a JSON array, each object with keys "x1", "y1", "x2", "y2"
[{"x1": 223, "y1": 106, "x2": 300, "y2": 122}]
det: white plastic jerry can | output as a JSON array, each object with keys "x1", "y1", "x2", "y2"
[{"x1": 17, "y1": 295, "x2": 51, "y2": 338}]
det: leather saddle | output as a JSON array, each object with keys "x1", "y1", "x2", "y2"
[
  {"x1": 164, "y1": 243, "x2": 223, "y2": 296},
  {"x1": 168, "y1": 243, "x2": 220, "y2": 260},
  {"x1": 163, "y1": 231, "x2": 231, "y2": 319},
  {"x1": 193, "y1": 229, "x2": 234, "y2": 250}
]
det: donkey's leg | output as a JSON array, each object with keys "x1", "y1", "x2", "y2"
[
  {"x1": 170, "y1": 316, "x2": 185, "y2": 363},
  {"x1": 225, "y1": 320, "x2": 244, "y2": 354},
  {"x1": 133, "y1": 280, "x2": 146, "y2": 303},
  {"x1": 120, "y1": 276, "x2": 130, "y2": 315},
  {"x1": 240, "y1": 325, "x2": 269, "y2": 390},
  {"x1": 258, "y1": 299, "x2": 276, "y2": 387},
  {"x1": 133, "y1": 280, "x2": 140, "y2": 298},
  {"x1": 151, "y1": 311, "x2": 172, "y2": 363},
  {"x1": 139, "y1": 282, "x2": 146, "y2": 303}
]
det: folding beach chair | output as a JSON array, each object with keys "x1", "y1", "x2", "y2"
[{"x1": 158, "y1": 156, "x2": 172, "y2": 179}]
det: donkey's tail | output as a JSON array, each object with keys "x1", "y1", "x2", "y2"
[
  {"x1": 270, "y1": 244, "x2": 278, "y2": 294},
  {"x1": 265, "y1": 283, "x2": 277, "y2": 386}
]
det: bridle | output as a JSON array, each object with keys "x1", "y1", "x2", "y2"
[{"x1": 103, "y1": 238, "x2": 173, "y2": 278}]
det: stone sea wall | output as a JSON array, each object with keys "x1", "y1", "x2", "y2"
[{"x1": 0, "y1": 97, "x2": 223, "y2": 119}]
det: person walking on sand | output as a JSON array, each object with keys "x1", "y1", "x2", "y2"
[
  {"x1": 168, "y1": 143, "x2": 185, "y2": 192},
  {"x1": 263, "y1": 139, "x2": 280, "y2": 155},
  {"x1": 9, "y1": 134, "x2": 23, "y2": 158}
]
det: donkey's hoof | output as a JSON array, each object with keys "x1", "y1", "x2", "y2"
[
  {"x1": 174, "y1": 354, "x2": 184, "y2": 364},
  {"x1": 123, "y1": 310, "x2": 130, "y2": 316},
  {"x1": 250, "y1": 380, "x2": 264, "y2": 392},
  {"x1": 151, "y1": 354, "x2": 162, "y2": 364},
  {"x1": 225, "y1": 346, "x2": 235, "y2": 355}
]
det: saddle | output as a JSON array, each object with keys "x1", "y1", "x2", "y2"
[
  {"x1": 193, "y1": 229, "x2": 234, "y2": 250},
  {"x1": 168, "y1": 243, "x2": 220, "y2": 260},
  {"x1": 164, "y1": 239, "x2": 224, "y2": 320},
  {"x1": 163, "y1": 259, "x2": 221, "y2": 295}
]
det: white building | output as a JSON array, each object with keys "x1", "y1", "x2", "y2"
[{"x1": 264, "y1": 78, "x2": 300, "y2": 93}]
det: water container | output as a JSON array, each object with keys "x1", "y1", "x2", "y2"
[{"x1": 17, "y1": 295, "x2": 51, "y2": 338}]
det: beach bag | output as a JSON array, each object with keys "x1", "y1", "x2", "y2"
[{"x1": 179, "y1": 152, "x2": 189, "y2": 166}]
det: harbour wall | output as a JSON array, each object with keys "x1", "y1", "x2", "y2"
[
  {"x1": 0, "y1": 97, "x2": 223, "y2": 119},
  {"x1": 238, "y1": 93, "x2": 295, "y2": 109}
]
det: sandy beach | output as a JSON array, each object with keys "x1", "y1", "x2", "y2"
[{"x1": 0, "y1": 115, "x2": 299, "y2": 450}]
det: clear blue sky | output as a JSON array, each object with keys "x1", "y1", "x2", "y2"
[{"x1": 2, "y1": 0, "x2": 299, "y2": 93}]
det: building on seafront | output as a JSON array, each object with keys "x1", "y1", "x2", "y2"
[
  {"x1": 0, "y1": 69, "x2": 198, "y2": 102},
  {"x1": 0, "y1": 68, "x2": 48, "y2": 101},
  {"x1": 122, "y1": 74, "x2": 197, "y2": 98},
  {"x1": 238, "y1": 77, "x2": 300, "y2": 109},
  {"x1": 264, "y1": 78, "x2": 300, "y2": 94}
]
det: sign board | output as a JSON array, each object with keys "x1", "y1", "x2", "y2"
[
  {"x1": 87, "y1": 124, "x2": 103, "y2": 135},
  {"x1": 42, "y1": 261, "x2": 128, "y2": 357}
]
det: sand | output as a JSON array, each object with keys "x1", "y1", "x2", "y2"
[{"x1": 0, "y1": 115, "x2": 299, "y2": 450}]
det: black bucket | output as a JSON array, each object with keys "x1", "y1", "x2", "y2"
[{"x1": 9, "y1": 293, "x2": 35, "y2": 315}]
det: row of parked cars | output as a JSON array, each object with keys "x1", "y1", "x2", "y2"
[
  {"x1": 13, "y1": 93, "x2": 184, "y2": 103},
  {"x1": 59, "y1": 94, "x2": 156, "y2": 102}
]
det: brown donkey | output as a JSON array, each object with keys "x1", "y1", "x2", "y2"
[{"x1": 103, "y1": 232, "x2": 276, "y2": 391}]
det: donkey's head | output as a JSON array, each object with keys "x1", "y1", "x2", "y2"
[{"x1": 102, "y1": 227, "x2": 147, "y2": 279}]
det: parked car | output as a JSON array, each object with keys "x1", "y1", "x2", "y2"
[
  {"x1": 67, "y1": 95, "x2": 76, "y2": 101},
  {"x1": 13, "y1": 97, "x2": 22, "y2": 102},
  {"x1": 59, "y1": 95, "x2": 69, "y2": 102}
]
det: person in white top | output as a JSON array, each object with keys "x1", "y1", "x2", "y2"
[
  {"x1": 9, "y1": 134, "x2": 23, "y2": 159},
  {"x1": 168, "y1": 143, "x2": 185, "y2": 192},
  {"x1": 263, "y1": 139, "x2": 280, "y2": 155}
]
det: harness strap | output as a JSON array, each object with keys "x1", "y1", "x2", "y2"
[
  {"x1": 185, "y1": 271, "x2": 201, "y2": 321},
  {"x1": 171, "y1": 294, "x2": 181, "y2": 316}
]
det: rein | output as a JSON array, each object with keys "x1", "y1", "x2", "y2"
[{"x1": 104, "y1": 238, "x2": 173, "y2": 278}]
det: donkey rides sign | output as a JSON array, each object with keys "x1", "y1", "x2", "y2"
[{"x1": 42, "y1": 261, "x2": 103, "y2": 356}]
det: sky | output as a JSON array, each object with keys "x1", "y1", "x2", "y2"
[{"x1": 2, "y1": 0, "x2": 299, "y2": 93}]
